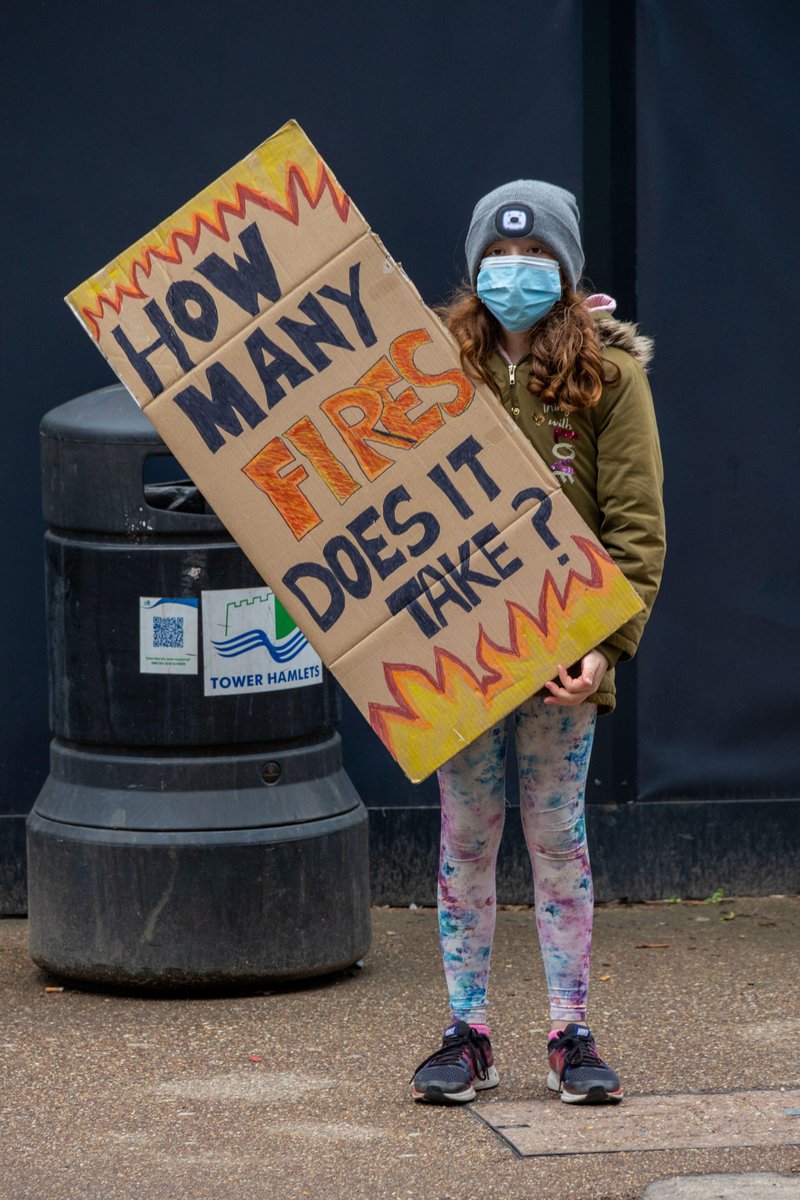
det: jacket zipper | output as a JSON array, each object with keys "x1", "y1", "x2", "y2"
[{"x1": 508, "y1": 363, "x2": 516, "y2": 386}]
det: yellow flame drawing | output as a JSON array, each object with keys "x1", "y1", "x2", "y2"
[{"x1": 369, "y1": 537, "x2": 641, "y2": 780}]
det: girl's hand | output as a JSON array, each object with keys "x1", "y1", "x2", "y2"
[{"x1": 543, "y1": 649, "x2": 610, "y2": 706}]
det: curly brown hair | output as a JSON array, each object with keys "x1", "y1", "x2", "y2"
[{"x1": 436, "y1": 284, "x2": 620, "y2": 412}]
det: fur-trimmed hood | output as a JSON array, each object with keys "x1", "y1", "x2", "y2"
[{"x1": 596, "y1": 314, "x2": 654, "y2": 370}]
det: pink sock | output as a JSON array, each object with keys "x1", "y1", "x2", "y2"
[{"x1": 469, "y1": 1023, "x2": 491, "y2": 1037}]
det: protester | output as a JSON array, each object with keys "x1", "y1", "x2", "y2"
[{"x1": 411, "y1": 181, "x2": 666, "y2": 1106}]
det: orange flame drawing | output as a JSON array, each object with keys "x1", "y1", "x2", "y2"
[
  {"x1": 80, "y1": 158, "x2": 349, "y2": 340},
  {"x1": 369, "y1": 537, "x2": 641, "y2": 781}
]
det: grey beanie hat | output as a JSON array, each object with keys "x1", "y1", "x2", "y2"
[{"x1": 465, "y1": 180, "x2": 584, "y2": 290}]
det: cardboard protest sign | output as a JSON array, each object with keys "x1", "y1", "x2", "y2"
[{"x1": 67, "y1": 120, "x2": 643, "y2": 781}]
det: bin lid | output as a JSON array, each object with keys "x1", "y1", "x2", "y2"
[
  {"x1": 40, "y1": 385, "x2": 160, "y2": 444},
  {"x1": 40, "y1": 384, "x2": 225, "y2": 534}
]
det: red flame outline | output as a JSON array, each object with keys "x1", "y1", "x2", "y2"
[
  {"x1": 369, "y1": 536, "x2": 614, "y2": 749},
  {"x1": 80, "y1": 158, "x2": 350, "y2": 340}
]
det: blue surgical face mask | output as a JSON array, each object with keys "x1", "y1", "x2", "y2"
[{"x1": 476, "y1": 255, "x2": 561, "y2": 332}]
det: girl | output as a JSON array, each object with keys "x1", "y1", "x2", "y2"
[{"x1": 410, "y1": 181, "x2": 666, "y2": 1106}]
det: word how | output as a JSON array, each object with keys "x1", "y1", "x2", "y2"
[{"x1": 113, "y1": 222, "x2": 285, "y2": 401}]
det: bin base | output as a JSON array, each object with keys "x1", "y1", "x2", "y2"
[
  {"x1": 28, "y1": 806, "x2": 371, "y2": 989},
  {"x1": 27, "y1": 737, "x2": 371, "y2": 989}
]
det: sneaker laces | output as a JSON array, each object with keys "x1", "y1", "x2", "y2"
[
  {"x1": 411, "y1": 1025, "x2": 490, "y2": 1082},
  {"x1": 553, "y1": 1030, "x2": 605, "y2": 1069}
]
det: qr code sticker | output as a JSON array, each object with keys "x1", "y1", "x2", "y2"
[{"x1": 153, "y1": 616, "x2": 184, "y2": 649}]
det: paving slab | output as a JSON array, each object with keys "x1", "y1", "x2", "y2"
[
  {"x1": 643, "y1": 1172, "x2": 800, "y2": 1198},
  {"x1": 476, "y1": 1089, "x2": 800, "y2": 1157}
]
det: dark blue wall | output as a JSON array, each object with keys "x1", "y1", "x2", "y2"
[{"x1": 636, "y1": 0, "x2": 800, "y2": 799}]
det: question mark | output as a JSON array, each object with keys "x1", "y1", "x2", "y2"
[{"x1": 511, "y1": 487, "x2": 570, "y2": 565}]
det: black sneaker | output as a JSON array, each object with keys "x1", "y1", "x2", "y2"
[
  {"x1": 547, "y1": 1023, "x2": 623, "y2": 1104},
  {"x1": 411, "y1": 1020, "x2": 499, "y2": 1105}
]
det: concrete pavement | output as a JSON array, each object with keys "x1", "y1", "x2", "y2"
[{"x1": 1, "y1": 897, "x2": 798, "y2": 1199}]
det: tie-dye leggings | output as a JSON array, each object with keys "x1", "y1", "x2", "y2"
[{"x1": 436, "y1": 696, "x2": 596, "y2": 1026}]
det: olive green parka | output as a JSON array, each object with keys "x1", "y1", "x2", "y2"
[{"x1": 486, "y1": 314, "x2": 666, "y2": 713}]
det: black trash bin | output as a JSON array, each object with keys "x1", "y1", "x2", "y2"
[{"x1": 27, "y1": 384, "x2": 371, "y2": 989}]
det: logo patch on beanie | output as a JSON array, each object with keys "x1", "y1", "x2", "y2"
[{"x1": 496, "y1": 203, "x2": 534, "y2": 238}]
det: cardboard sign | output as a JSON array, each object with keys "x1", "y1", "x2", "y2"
[{"x1": 67, "y1": 120, "x2": 643, "y2": 781}]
